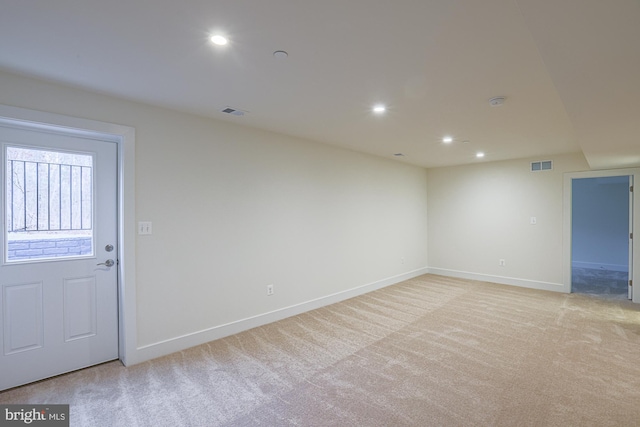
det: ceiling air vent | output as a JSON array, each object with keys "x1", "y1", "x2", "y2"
[
  {"x1": 221, "y1": 107, "x2": 246, "y2": 117},
  {"x1": 531, "y1": 160, "x2": 552, "y2": 172}
]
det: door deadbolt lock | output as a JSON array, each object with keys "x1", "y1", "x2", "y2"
[
  {"x1": 105, "y1": 244, "x2": 114, "y2": 252},
  {"x1": 97, "y1": 259, "x2": 115, "y2": 267}
]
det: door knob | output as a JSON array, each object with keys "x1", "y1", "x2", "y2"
[{"x1": 97, "y1": 259, "x2": 115, "y2": 267}]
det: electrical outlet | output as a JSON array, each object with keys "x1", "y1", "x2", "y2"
[
  {"x1": 530, "y1": 216, "x2": 537, "y2": 225},
  {"x1": 401, "y1": 257, "x2": 405, "y2": 265},
  {"x1": 499, "y1": 259, "x2": 506, "y2": 267},
  {"x1": 267, "y1": 284, "x2": 274, "y2": 296}
]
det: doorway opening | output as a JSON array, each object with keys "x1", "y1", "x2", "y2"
[
  {"x1": 566, "y1": 171, "x2": 635, "y2": 301},
  {"x1": 571, "y1": 175, "x2": 631, "y2": 300}
]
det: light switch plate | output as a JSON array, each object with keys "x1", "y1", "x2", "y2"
[{"x1": 138, "y1": 221, "x2": 152, "y2": 235}]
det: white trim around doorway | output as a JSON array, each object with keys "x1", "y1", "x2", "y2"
[{"x1": 0, "y1": 104, "x2": 138, "y2": 364}]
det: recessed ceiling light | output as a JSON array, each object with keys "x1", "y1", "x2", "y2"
[
  {"x1": 393, "y1": 153, "x2": 405, "y2": 157},
  {"x1": 372, "y1": 104, "x2": 386, "y2": 114},
  {"x1": 476, "y1": 152, "x2": 485, "y2": 158},
  {"x1": 273, "y1": 50, "x2": 288, "y2": 59},
  {"x1": 442, "y1": 136, "x2": 453, "y2": 143},
  {"x1": 210, "y1": 35, "x2": 228, "y2": 46}
]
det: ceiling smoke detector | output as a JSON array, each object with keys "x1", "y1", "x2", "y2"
[
  {"x1": 489, "y1": 96, "x2": 506, "y2": 107},
  {"x1": 273, "y1": 50, "x2": 288, "y2": 59}
]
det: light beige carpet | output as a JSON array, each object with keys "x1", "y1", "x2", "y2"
[{"x1": 2, "y1": 274, "x2": 640, "y2": 426}]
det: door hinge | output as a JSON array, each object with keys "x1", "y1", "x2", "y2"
[
  {"x1": 630, "y1": 280, "x2": 633, "y2": 287},
  {"x1": 631, "y1": 185, "x2": 634, "y2": 192},
  {"x1": 631, "y1": 232, "x2": 634, "y2": 239}
]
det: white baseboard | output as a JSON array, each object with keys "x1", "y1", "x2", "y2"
[
  {"x1": 127, "y1": 267, "x2": 430, "y2": 366},
  {"x1": 571, "y1": 261, "x2": 628, "y2": 272},
  {"x1": 427, "y1": 267, "x2": 566, "y2": 293}
]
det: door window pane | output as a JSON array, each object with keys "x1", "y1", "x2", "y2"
[{"x1": 5, "y1": 146, "x2": 94, "y2": 262}]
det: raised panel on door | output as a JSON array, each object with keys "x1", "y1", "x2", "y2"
[
  {"x1": 64, "y1": 276, "x2": 97, "y2": 342},
  {"x1": 2, "y1": 282, "x2": 43, "y2": 355}
]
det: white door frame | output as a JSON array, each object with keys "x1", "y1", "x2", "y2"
[
  {"x1": 563, "y1": 168, "x2": 639, "y2": 303},
  {"x1": 0, "y1": 104, "x2": 138, "y2": 365}
]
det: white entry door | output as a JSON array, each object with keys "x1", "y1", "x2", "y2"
[{"x1": 0, "y1": 124, "x2": 118, "y2": 391}]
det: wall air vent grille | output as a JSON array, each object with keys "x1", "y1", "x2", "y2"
[
  {"x1": 221, "y1": 107, "x2": 246, "y2": 116},
  {"x1": 531, "y1": 160, "x2": 552, "y2": 172}
]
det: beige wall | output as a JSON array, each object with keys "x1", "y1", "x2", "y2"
[
  {"x1": 427, "y1": 153, "x2": 589, "y2": 289},
  {"x1": 0, "y1": 68, "x2": 607, "y2": 363},
  {"x1": 0, "y1": 70, "x2": 429, "y2": 357}
]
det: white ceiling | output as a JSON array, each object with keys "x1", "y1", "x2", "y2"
[{"x1": 0, "y1": 0, "x2": 638, "y2": 169}]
